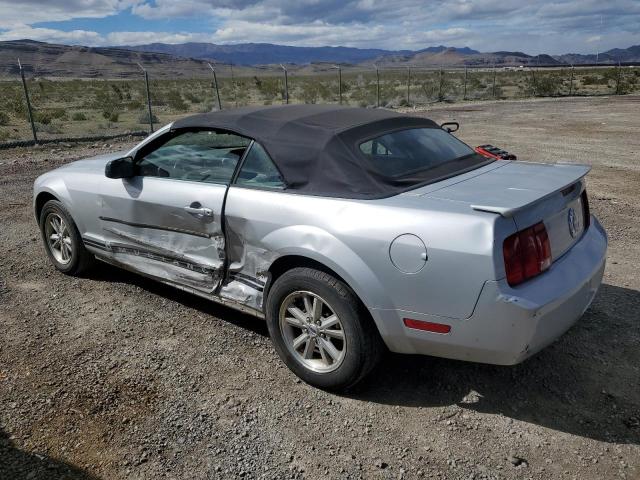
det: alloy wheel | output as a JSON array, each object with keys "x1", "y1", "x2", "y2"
[
  {"x1": 45, "y1": 213, "x2": 73, "y2": 265},
  {"x1": 278, "y1": 291, "x2": 347, "y2": 373}
]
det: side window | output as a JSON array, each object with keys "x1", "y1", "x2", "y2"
[
  {"x1": 235, "y1": 143, "x2": 285, "y2": 189},
  {"x1": 137, "y1": 130, "x2": 251, "y2": 184}
]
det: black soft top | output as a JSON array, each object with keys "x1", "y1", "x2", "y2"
[{"x1": 172, "y1": 105, "x2": 479, "y2": 199}]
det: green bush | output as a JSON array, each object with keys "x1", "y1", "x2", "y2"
[
  {"x1": 72, "y1": 112, "x2": 87, "y2": 121},
  {"x1": 35, "y1": 122, "x2": 62, "y2": 134},
  {"x1": 166, "y1": 90, "x2": 187, "y2": 111},
  {"x1": 48, "y1": 108, "x2": 68, "y2": 120},
  {"x1": 34, "y1": 111, "x2": 52, "y2": 125},
  {"x1": 138, "y1": 111, "x2": 159, "y2": 124},
  {"x1": 535, "y1": 74, "x2": 563, "y2": 96},
  {"x1": 198, "y1": 103, "x2": 215, "y2": 113},
  {"x1": 0, "y1": 111, "x2": 9, "y2": 125},
  {"x1": 126, "y1": 99, "x2": 143, "y2": 111},
  {"x1": 184, "y1": 91, "x2": 203, "y2": 104}
]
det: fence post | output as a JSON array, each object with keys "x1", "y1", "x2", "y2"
[
  {"x1": 137, "y1": 63, "x2": 154, "y2": 133},
  {"x1": 569, "y1": 65, "x2": 574, "y2": 96},
  {"x1": 280, "y1": 64, "x2": 289, "y2": 104},
  {"x1": 492, "y1": 64, "x2": 497, "y2": 98},
  {"x1": 615, "y1": 61, "x2": 622, "y2": 95},
  {"x1": 463, "y1": 66, "x2": 468, "y2": 100},
  {"x1": 17, "y1": 59, "x2": 38, "y2": 144},
  {"x1": 406, "y1": 67, "x2": 411, "y2": 105},
  {"x1": 438, "y1": 68, "x2": 444, "y2": 101},
  {"x1": 375, "y1": 65, "x2": 380, "y2": 108},
  {"x1": 230, "y1": 63, "x2": 238, "y2": 107},
  {"x1": 338, "y1": 66, "x2": 342, "y2": 104},
  {"x1": 208, "y1": 63, "x2": 222, "y2": 110},
  {"x1": 531, "y1": 68, "x2": 538, "y2": 97},
  {"x1": 332, "y1": 65, "x2": 342, "y2": 104}
]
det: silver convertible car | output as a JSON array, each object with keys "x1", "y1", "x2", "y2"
[{"x1": 34, "y1": 105, "x2": 607, "y2": 390}]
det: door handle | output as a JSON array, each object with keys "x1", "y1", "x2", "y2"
[{"x1": 184, "y1": 205, "x2": 213, "y2": 218}]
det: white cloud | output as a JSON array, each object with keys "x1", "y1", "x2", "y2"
[
  {"x1": 106, "y1": 30, "x2": 214, "y2": 45},
  {"x1": 0, "y1": 0, "x2": 638, "y2": 54},
  {"x1": 0, "y1": 24, "x2": 103, "y2": 44},
  {"x1": 0, "y1": 1, "x2": 139, "y2": 29}
]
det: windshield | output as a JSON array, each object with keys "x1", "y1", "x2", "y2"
[{"x1": 359, "y1": 128, "x2": 478, "y2": 178}]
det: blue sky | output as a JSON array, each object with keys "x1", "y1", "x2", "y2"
[{"x1": 0, "y1": 1, "x2": 638, "y2": 54}]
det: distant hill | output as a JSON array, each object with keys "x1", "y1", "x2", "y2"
[
  {"x1": 124, "y1": 41, "x2": 640, "y2": 67},
  {"x1": 554, "y1": 45, "x2": 640, "y2": 64},
  {"x1": 0, "y1": 39, "x2": 213, "y2": 78},
  {"x1": 372, "y1": 48, "x2": 564, "y2": 67},
  {"x1": 1, "y1": 40, "x2": 638, "y2": 79},
  {"x1": 120, "y1": 42, "x2": 480, "y2": 65}
]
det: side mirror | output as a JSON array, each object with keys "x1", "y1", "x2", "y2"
[
  {"x1": 440, "y1": 122, "x2": 459, "y2": 133},
  {"x1": 105, "y1": 156, "x2": 135, "y2": 179}
]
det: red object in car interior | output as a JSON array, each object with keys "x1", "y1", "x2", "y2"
[
  {"x1": 503, "y1": 222, "x2": 552, "y2": 286},
  {"x1": 403, "y1": 318, "x2": 451, "y2": 334}
]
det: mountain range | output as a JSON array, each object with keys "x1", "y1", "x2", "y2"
[
  {"x1": 122, "y1": 42, "x2": 639, "y2": 67},
  {"x1": 0, "y1": 39, "x2": 638, "y2": 79}
]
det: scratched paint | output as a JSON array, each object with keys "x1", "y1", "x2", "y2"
[{"x1": 101, "y1": 226, "x2": 225, "y2": 292}]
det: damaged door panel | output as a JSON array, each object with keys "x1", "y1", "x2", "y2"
[
  {"x1": 221, "y1": 221, "x2": 279, "y2": 310},
  {"x1": 98, "y1": 176, "x2": 227, "y2": 293}
]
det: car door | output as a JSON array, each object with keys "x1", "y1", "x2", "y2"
[
  {"x1": 99, "y1": 128, "x2": 251, "y2": 293},
  {"x1": 220, "y1": 142, "x2": 287, "y2": 309}
]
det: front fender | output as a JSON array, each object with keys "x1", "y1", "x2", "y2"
[{"x1": 33, "y1": 174, "x2": 73, "y2": 219}]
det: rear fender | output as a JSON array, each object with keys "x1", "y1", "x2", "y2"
[{"x1": 262, "y1": 225, "x2": 396, "y2": 339}]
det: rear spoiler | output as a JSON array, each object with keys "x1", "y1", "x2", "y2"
[{"x1": 471, "y1": 163, "x2": 591, "y2": 218}]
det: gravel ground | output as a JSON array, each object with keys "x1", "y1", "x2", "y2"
[{"x1": 1, "y1": 96, "x2": 639, "y2": 480}]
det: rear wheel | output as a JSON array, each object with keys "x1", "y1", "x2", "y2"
[
  {"x1": 39, "y1": 200, "x2": 94, "y2": 276},
  {"x1": 265, "y1": 267, "x2": 382, "y2": 391}
]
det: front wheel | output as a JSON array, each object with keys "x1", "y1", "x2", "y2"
[
  {"x1": 265, "y1": 267, "x2": 382, "y2": 391},
  {"x1": 39, "y1": 199, "x2": 95, "y2": 276}
]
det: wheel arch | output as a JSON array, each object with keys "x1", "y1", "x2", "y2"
[
  {"x1": 34, "y1": 191, "x2": 60, "y2": 221},
  {"x1": 264, "y1": 250, "x2": 394, "y2": 344}
]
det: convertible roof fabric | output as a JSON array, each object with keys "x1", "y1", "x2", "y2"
[{"x1": 172, "y1": 105, "x2": 481, "y2": 198}]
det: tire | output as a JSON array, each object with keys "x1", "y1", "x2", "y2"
[
  {"x1": 265, "y1": 267, "x2": 383, "y2": 391},
  {"x1": 39, "y1": 199, "x2": 95, "y2": 276}
]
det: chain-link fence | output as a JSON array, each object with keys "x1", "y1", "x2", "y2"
[{"x1": 1, "y1": 62, "x2": 638, "y2": 147}]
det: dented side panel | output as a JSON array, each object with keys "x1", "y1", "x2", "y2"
[{"x1": 97, "y1": 176, "x2": 227, "y2": 293}]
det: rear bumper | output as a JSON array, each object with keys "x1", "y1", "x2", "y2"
[{"x1": 372, "y1": 216, "x2": 607, "y2": 365}]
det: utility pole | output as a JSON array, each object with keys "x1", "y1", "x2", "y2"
[
  {"x1": 18, "y1": 58, "x2": 37, "y2": 143},
  {"x1": 207, "y1": 63, "x2": 222, "y2": 110}
]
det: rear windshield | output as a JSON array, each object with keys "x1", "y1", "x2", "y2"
[{"x1": 359, "y1": 128, "x2": 482, "y2": 179}]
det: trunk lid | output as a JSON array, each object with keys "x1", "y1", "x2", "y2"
[{"x1": 422, "y1": 160, "x2": 591, "y2": 261}]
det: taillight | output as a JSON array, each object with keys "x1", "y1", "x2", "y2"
[
  {"x1": 581, "y1": 189, "x2": 591, "y2": 230},
  {"x1": 503, "y1": 222, "x2": 552, "y2": 286}
]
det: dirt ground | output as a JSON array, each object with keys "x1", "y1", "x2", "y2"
[{"x1": 0, "y1": 96, "x2": 638, "y2": 480}]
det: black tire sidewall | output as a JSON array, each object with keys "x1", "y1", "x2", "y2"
[
  {"x1": 266, "y1": 268, "x2": 368, "y2": 390},
  {"x1": 39, "y1": 200, "x2": 84, "y2": 274}
]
